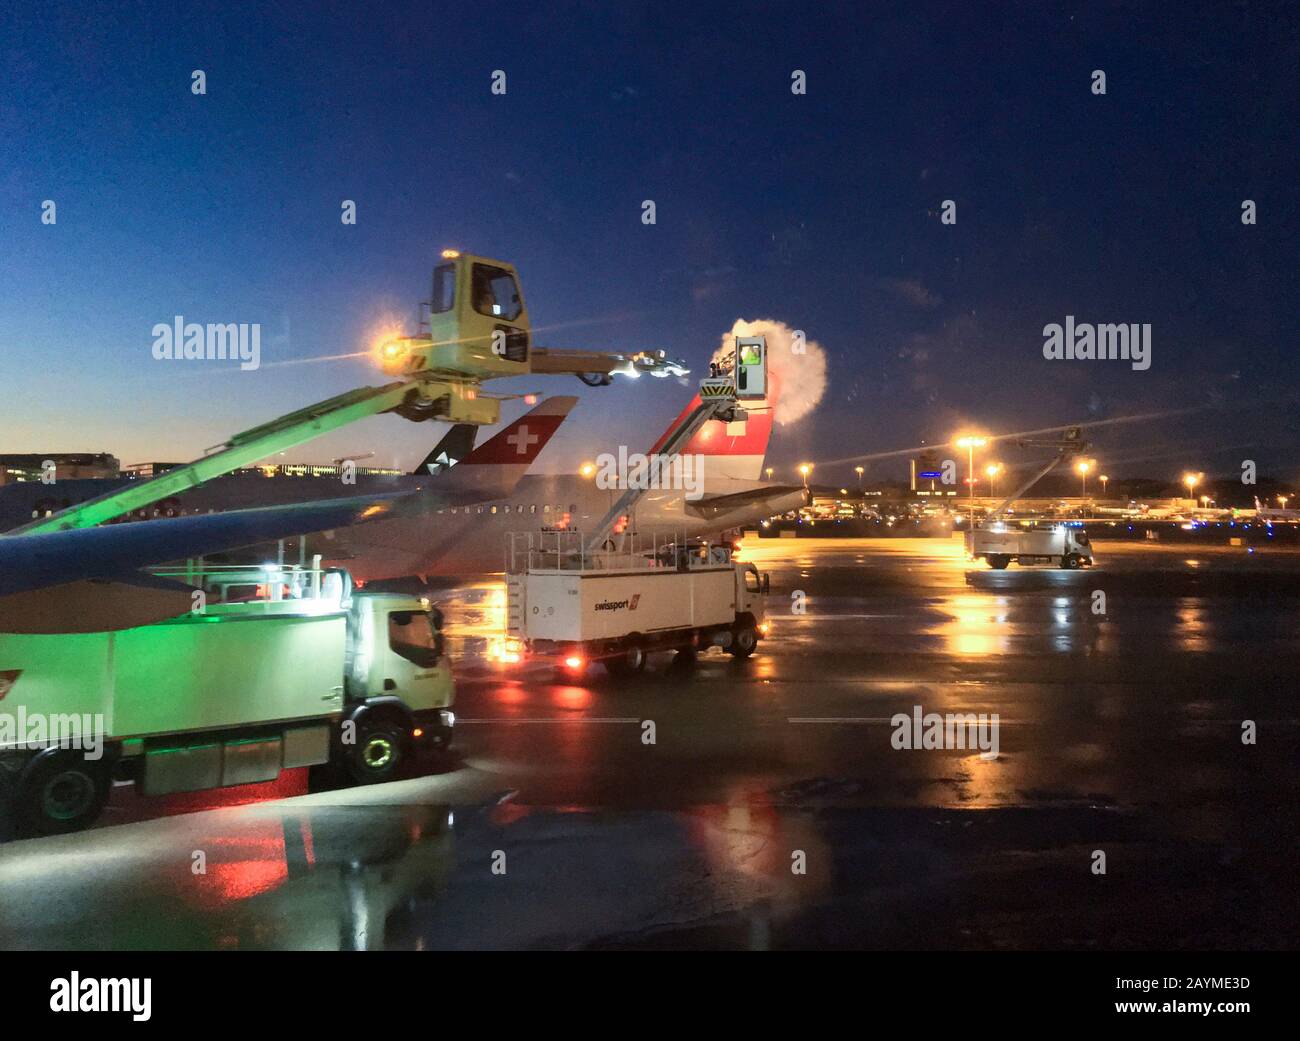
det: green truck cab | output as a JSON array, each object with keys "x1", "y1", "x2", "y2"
[{"x1": 0, "y1": 563, "x2": 453, "y2": 838}]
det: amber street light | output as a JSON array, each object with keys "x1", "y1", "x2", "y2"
[
  {"x1": 985, "y1": 462, "x2": 1002, "y2": 497},
  {"x1": 1076, "y1": 458, "x2": 1092, "y2": 497},
  {"x1": 954, "y1": 435, "x2": 987, "y2": 516}
]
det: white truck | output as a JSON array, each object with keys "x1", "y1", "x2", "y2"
[
  {"x1": 966, "y1": 522, "x2": 1094, "y2": 569},
  {"x1": 505, "y1": 532, "x2": 771, "y2": 677},
  {"x1": 498, "y1": 336, "x2": 774, "y2": 677},
  {"x1": 0, "y1": 562, "x2": 454, "y2": 837},
  {"x1": 964, "y1": 426, "x2": 1096, "y2": 570}
]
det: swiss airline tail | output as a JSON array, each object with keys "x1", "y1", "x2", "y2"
[
  {"x1": 648, "y1": 396, "x2": 774, "y2": 483},
  {"x1": 437, "y1": 396, "x2": 577, "y2": 500}
]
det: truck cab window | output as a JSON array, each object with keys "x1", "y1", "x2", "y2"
[
  {"x1": 431, "y1": 263, "x2": 456, "y2": 313},
  {"x1": 388, "y1": 610, "x2": 440, "y2": 667},
  {"x1": 471, "y1": 264, "x2": 523, "y2": 321}
]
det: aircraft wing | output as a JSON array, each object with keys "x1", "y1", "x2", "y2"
[
  {"x1": 685, "y1": 485, "x2": 808, "y2": 521},
  {"x1": 0, "y1": 492, "x2": 414, "y2": 599}
]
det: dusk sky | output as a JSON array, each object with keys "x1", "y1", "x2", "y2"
[{"x1": 1, "y1": 1, "x2": 1295, "y2": 484}]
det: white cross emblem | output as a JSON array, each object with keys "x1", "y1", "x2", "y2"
[{"x1": 506, "y1": 425, "x2": 540, "y2": 456}]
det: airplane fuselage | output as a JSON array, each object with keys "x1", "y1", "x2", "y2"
[{"x1": 319, "y1": 473, "x2": 805, "y2": 579}]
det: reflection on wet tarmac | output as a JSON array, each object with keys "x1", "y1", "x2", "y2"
[{"x1": 2, "y1": 539, "x2": 1297, "y2": 949}]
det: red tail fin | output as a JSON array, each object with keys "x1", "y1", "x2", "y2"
[{"x1": 648, "y1": 396, "x2": 774, "y2": 483}]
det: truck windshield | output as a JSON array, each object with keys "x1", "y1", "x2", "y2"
[
  {"x1": 471, "y1": 264, "x2": 523, "y2": 321},
  {"x1": 388, "y1": 610, "x2": 440, "y2": 667}
]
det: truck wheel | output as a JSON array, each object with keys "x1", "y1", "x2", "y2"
[
  {"x1": 604, "y1": 644, "x2": 647, "y2": 677},
  {"x1": 345, "y1": 720, "x2": 406, "y2": 785},
  {"x1": 668, "y1": 647, "x2": 697, "y2": 674},
  {"x1": 988, "y1": 555, "x2": 1009, "y2": 569},
  {"x1": 728, "y1": 625, "x2": 759, "y2": 659},
  {"x1": 0, "y1": 767, "x2": 18, "y2": 841},
  {"x1": 16, "y1": 750, "x2": 110, "y2": 836},
  {"x1": 1063, "y1": 554, "x2": 1082, "y2": 570}
]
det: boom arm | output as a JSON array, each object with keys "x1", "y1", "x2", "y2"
[
  {"x1": 13, "y1": 382, "x2": 418, "y2": 534},
  {"x1": 986, "y1": 427, "x2": 1089, "y2": 522},
  {"x1": 582, "y1": 384, "x2": 745, "y2": 555}
]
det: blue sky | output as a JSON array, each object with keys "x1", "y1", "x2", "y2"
[{"x1": 0, "y1": 1, "x2": 1295, "y2": 482}]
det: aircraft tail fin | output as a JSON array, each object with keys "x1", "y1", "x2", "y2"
[
  {"x1": 647, "y1": 396, "x2": 774, "y2": 483},
  {"x1": 436, "y1": 397, "x2": 577, "y2": 501}
]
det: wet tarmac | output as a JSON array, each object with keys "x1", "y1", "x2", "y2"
[{"x1": 2, "y1": 537, "x2": 1297, "y2": 949}]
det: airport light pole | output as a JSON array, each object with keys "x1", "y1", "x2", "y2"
[
  {"x1": 985, "y1": 462, "x2": 1002, "y2": 498},
  {"x1": 799, "y1": 463, "x2": 812, "y2": 490},
  {"x1": 1099, "y1": 473, "x2": 1109, "y2": 498},
  {"x1": 1076, "y1": 459, "x2": 1091, "y2": 498},
  {"x1": 955, "y1": 436, "x2": 987, "y2": 521},
  {"x1": 1183, "y1": 472, "x2": 1200, "y2": 504},
  {"x1": 855, "y1": 465, "x2": 864, "y2": 492}
]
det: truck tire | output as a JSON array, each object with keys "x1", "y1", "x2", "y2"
[
  {"x1": 344, "y1": 719, "x2": 406, "y2": 785},
  {"x1": 15, "y1": 749, "x2": 111, "y2": 836},
  {"x1": 668, "y1": 647, "x2": 697, "y2": 674},
  {"x1": 604, "y1": 643, "x2": 647, "y2": 677},
  {"x1": 728, "y1": 624, "x2": 759, "y2": 659},
  {"x1": 988, "y1": 555, "x2": 1010, "y2": 569},
  {"x1": 0, "y1": 767, "x2": 18, "y2": 841},
  {"x1": 1062, "y1": 554, "x2": 1082, "y2": 570}
]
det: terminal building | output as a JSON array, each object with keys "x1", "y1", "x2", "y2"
[
  {"x1": 0, "y1": 453, "x2": 121, "y2": 485},
  {"x1": 124, "y1": 461, "x2": 403, "y2": 479}
]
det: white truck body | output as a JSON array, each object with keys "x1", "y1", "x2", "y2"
[
  {"x1": 516, "y1": 565, "x2": 738, "y2": 643},
  {"x1": 966, "y1": 524, "x2": 1094, "y2": 568},
  {"x1": 0, "y1": 563, "x2": 454, "y2": 835},
  {"x1": 1, "y1": 604, "x2": 346, "y2": 749},
  {"x1": 504, "y1": 533, "x2": 769, "y2": 668}
]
